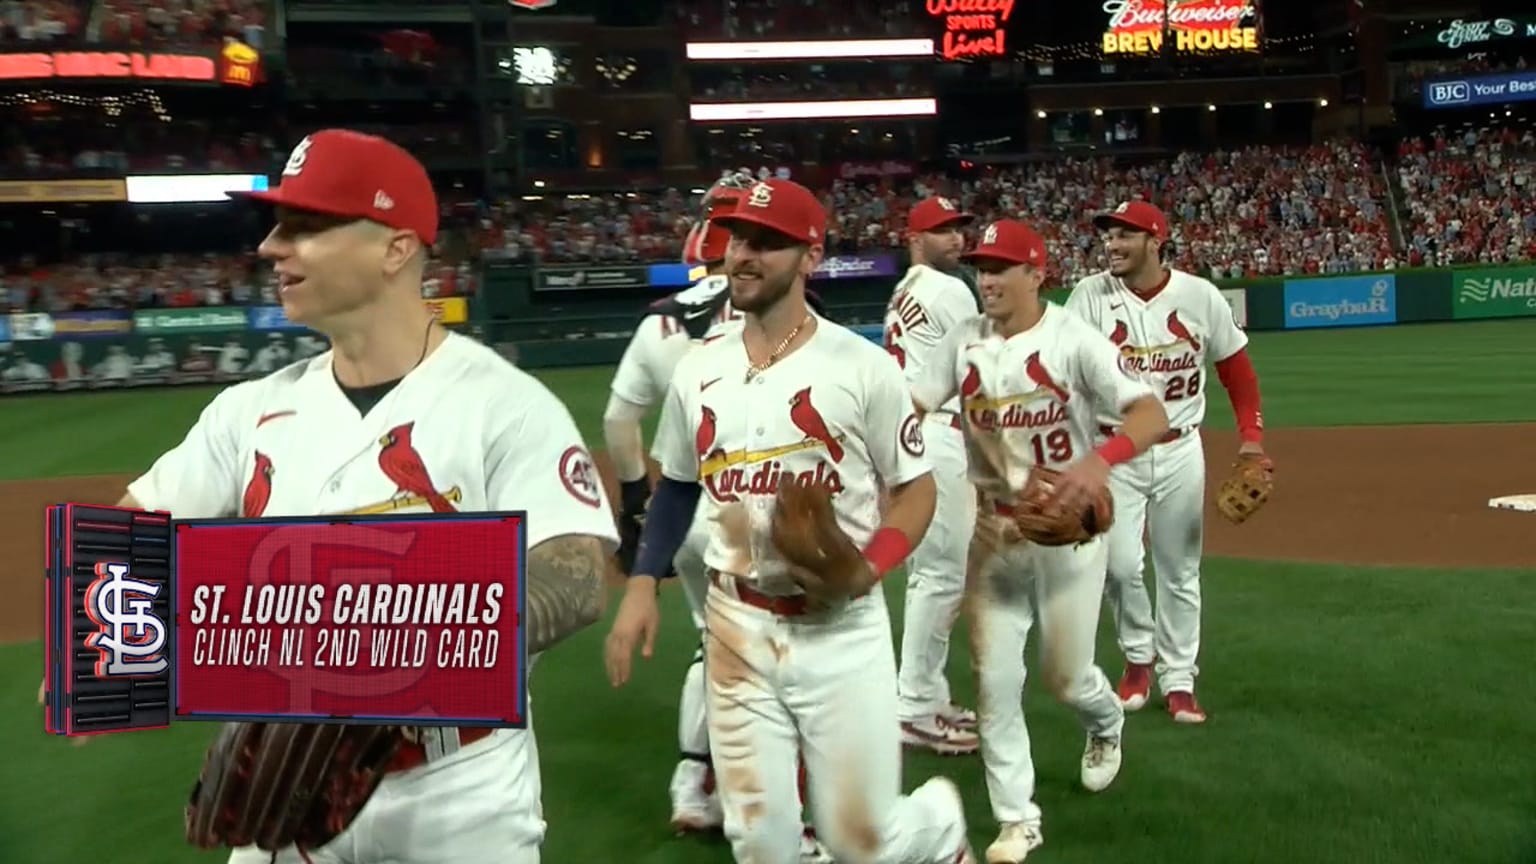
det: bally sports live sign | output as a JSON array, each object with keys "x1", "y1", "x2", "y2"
[{"x1": 43, "y1": 506, "x2": 528, "y2": 738}]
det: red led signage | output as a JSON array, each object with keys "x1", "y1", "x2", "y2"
[{"x1": 925, "y1": 0, "x2": 1015, "y2": 62}]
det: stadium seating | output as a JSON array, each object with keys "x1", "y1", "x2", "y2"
[
  {"x1": 94, "y1": 0, "x2": 267, "y2": 48},
  {"x1": 0, "y1": 0, "x2": 86, "y2": 44},
  {"x1": 1395, "y1": 124, "x2": 1536, "y2": 266}
]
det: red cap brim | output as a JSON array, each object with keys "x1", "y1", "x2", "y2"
[{"x1": 713, "y1": 211, "x2": 811, "y2": 245}]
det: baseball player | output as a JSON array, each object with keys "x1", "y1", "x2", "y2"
[
  {"x1": 911, "y1": 220, "x2": 1170, "y2": 864},
  {"x1": 117, "y1": 129, "x2": 620, "y2": 864},
  {"x1": 1063, "y1": 201, "x2": 1268, "y2": 725},
  {"x1": 605, "y1": 177, "x2": 978, "y2": 864},
  {"x1": 885, "y1": 195, "x2": 982, "y2": 756},
  {"x1": 604, "y1": 175, "x2": 836, "y2": 862}
]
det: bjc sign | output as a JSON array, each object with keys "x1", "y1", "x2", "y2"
[
  {"x1": 925, "y1": 0, "x2": 1014, "y2": 62},
  {"x1": 0, "y1": 51, "x2": 215, "y2": 82},
  {"x1": 1101, "y1": 0, "x2": 1258, "y2": 55}
]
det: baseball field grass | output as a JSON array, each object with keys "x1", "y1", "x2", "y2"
[{"x1": 2, "y1": 318, "x2": 1534, "y2": 864}]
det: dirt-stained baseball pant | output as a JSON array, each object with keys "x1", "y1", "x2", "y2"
[
  {"x1": 897, "y1": 417, "x2": 974, "y2": 721},
  {"x1": 1102, "y1": 432, "x2": 1206, "y2": 694},
  {"x1": 704, "y1": 585, "x2": 969, "y2": 864},
  {"x1": 970, "y1": 522, "x2": 1124, "y2": 826},
  {"x1": 225, "y1": 732, "x2": 543, "y2": 864},
  {"x1": 670, "y1": 520, "x2": 714, "y2": 805}
]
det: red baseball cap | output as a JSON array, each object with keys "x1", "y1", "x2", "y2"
[
  {"x1": 230, "y1": 129, "x2": 439, "y2": 246},
  {"x1": 712, "y1": 178, "x2": 826, "y2": 246},
  {"x1": 961, "y1": 220, "x2": 1047, "y2": 268},
  {"x1": 1093, "y1": 200, "x2": 1168, "y2": 241},
  {"x1": 907, "y1": 196, "x2": 973, "y2": 234}
]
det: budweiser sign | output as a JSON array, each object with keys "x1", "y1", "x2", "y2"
[
  {"x1": 925, "y1": 0, "x2": 1016, "y2": 62},
  {"x1": 1101, "y1": 0, "x2": 1258, "y2": 54}
]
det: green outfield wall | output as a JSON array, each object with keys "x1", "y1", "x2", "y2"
[{"x1": 2, "y1": 264, "x2": 1531, "y2": 390}]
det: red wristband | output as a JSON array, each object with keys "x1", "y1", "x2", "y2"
[
  {"x1": 863, "y1": 527, "x2": 912, "y2": 581},
  {"x1": 1095, "y1": 434, "x2": 1137, "y2": 467}
]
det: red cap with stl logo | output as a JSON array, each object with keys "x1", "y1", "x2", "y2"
[
  {"x1": 229, "y1": 129, "x2": 440, "y2": 246},
  {"x1": 712, "y1": 178, "x2": 826, "y2": 246},
  {"x1": 961, "y1": 220, "x2": 1047, "y2": 268},
  {"x1": 1092, "y1": 200, "x2": 1168, "y2": 241},
  {"x1": 907, "y1": 196, "x2": 974, "y2": 234}
]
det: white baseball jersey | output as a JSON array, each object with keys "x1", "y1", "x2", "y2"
[
  {"x1": 610, "y1": 275, "x2": 744, "y2": 409},
  {"x1": 652, "y1": 315, "x2": 931, "y2": 595},
  {"x1": 883, "y1": 264, "x2": 978, "y2": 415},
  {"x1": 125, "y1": 331, "x2": 619, "y2": 812},
  {"x1": 1063, "y1": 268, "x2": 1247, "y2": 431},
  {"x1": 911, "y1": 304, "x2": 1155, "y2": 501}
]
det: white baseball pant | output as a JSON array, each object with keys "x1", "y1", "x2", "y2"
[
  {"x1": 704, "y1": 580, "x2": 970, "y2": 864},
  {"x1": 969, "y1": 519, "x2": 1124, "y2": 827},
  {"x1": 897, "y1": 416, "x2": 974, "y2": 721},
  {"x1": 1102, "y1": 431, "x2": 1206, "y2": 694},
  {"x1": 226, "y1": 732, "x2": 542, "y2": 864}
]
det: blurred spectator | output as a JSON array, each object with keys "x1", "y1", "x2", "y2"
[
  {"x1": 0, "y1": 0, "x2": 84, "y2": 44},
  {"x1": 0, "y1": 104, "x2": 276, "y2": 178},
  {"x1": 94, "y1": 0, "x2": 267, "y2": 49},
  {"x1": 1396, "y1": 123, "x2": 1536, "y2": 266}
]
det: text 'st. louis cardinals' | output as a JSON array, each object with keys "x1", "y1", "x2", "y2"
[
  {"x1": 1064, "y1": 269, "x2": 1246, "y2": 432},
  {"x1": 652, "y1": 316, "x2": 931, "y2": 596},
  {"x1": 883, "y1": 264, "x2": 979, "y2": 416},
  {"x1": 610, "y1": 274, "x2": 743, "y2": 409},
  {"x1": 911, "y1": 304, "x2": 1154, "y2": 501}
]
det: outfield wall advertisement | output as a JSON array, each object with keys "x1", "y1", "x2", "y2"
[
  {"x1": 1282, "y1": 274, "x2": 1397, "y2": 329},
  {"x1": 1451, "y1": 266, "x2": 1536, "y2": 319}
]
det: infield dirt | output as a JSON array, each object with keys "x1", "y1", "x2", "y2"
[{"x1": 4, "y1": 423, "x2": 1531, "y2": 643}]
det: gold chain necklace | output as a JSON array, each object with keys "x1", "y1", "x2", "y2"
[{"x1": 744, "y1": 314, "x2": 811, "y2": 383}]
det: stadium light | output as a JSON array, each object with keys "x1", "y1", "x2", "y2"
[
  {"x1": 685, "y1": 39, "x2": 934, "y2": 61},
  {"x1": 689, "y1": 98, "x2": 938, "y2": 122}
]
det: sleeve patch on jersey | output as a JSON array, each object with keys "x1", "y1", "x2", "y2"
[
  {"x1": 558, "y1": 446, "x2": 603, "y2": 508},
  {"x1": 899, "y1": 413, "x2": 926, "y2": 458}
]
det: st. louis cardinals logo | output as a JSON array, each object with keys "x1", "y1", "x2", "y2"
[
  {"x1": 83, "y1": 561, "x2": 169, "y2": 677},
  {"x1": 325, "y1": 422, "x2": 466, "y2": 516},
  {"x1": 696, "y1": 387, "x2": 846, "y2": 502},
  {"x1": 959, "y1": 355, "x2": 1069, "y2": 432}
]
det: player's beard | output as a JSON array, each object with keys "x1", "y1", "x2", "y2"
[
  {"x1": 729, "y1": 260, "x2": 797, "y2": 315},
  {"x1": 922, "y1": 236, "x2": 962, "y2": 273},
  {"x1": 1107, "y1": 239, "x2": 1150, "y2": 278}
]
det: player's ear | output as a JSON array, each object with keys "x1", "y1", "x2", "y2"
[{"x1": 801, "y1": 243, "x2": 823, "y2": 279}]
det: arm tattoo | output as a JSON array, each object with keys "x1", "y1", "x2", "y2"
[{"x1": 524, "y1": 534, "x2": 607, "y2": 655}]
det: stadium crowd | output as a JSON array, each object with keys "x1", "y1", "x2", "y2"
[
  {"x1": 5, "y1": 116, "x2": 1531, "y2": 311},
  {"x1": 1395, "y1": 124, "x2": 1536, "y2": 266},
  {"x1": 676, "y1": 0, "x2": 908, "y2": 40},
  {"x1": 0, "y1": 0, "x2": 265, "y2": 47}
]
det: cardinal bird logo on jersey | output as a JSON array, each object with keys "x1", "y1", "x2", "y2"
[
  {"x1": 697, "y1": 406, "x2": 719, "y2": 460},
  {"x1": 1024, "y1": 351, "x2": 1070, "y2": 404},
  {"x1": 1109, "y1": 320, "x2": 1130, "y2": 349},
  {"x1": 242, "y1": 451, "x2": 274, "y2": 518},
  {"x1": 1166, "y1": 311, "x2": 1201, "y2": 351},
  {"x1": 789, "y1": 387, "x2": 844, "y2": 463},
  {"x1": 378, "y1": 422, "x2": 459, "y2": 513}
]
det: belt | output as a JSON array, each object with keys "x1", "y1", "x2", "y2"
[
  {"x1": 709, "y1": 569, "x2": 810, "y2": 616},
  {"x1": 1099, "y1": 424, "x2": 1188, "y2": 444},
  {"x1": 386, "y1": 727, "x2": 493, "y2": 773}
]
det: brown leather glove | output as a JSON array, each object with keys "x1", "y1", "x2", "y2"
[
  {"x1": 1216, "y1": 453, "x2": 1275, "y2": 524},
  {"x1": 185, "y1": 722, "x2": 401, "y2": 855},
  {"x1": 769, "y1": 480, "x2": 872, "y2": 611},
  {"x1": 1010, "y1": 465, "x2": 1115, "y2": 546}
]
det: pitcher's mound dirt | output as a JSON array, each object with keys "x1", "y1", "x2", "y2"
[{"x1": 4, "y1": 422, "x2": 1531, "y2": 644}]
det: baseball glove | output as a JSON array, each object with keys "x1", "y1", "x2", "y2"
[
  {"x1": 770, "y1": 480, "x2": 869, "y2": 611},
  {"x1": 1216, "y1": 453, "x2": 1274, "y2": 525},
  {"x1": 1010, "y1": 465, "x2": 1115, "y2": 547},
  {"x1": 185, "y1": 722, "x2": 400, "y2": 855}
]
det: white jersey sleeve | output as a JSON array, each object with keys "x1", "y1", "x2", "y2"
[
  {"x1": 609, "y1": 314, "x2": 686, "y2": 409},
  {"x1": 862, "y1": 346, "x2": 932, "y2": 487},
  {"x1": 910, "y1": 320, "x2": 967, "y2": 414},
  {"x1": 1062, "y1": 276, "x2": 1101, "y2": 328},
  {"x1": 1201, "y1": 278, "x2": 1249, "y2": 363},
  {"x1": 651, "y1": 355, "x2": 702, "y2": 484},
  {"x1": 1071, "y1": 316, "x2": 1156, "y2": 418},
  {"x1": 485, "y1": 380, "x2": 620, "y2": 550},
  {"x1": 126, "y1": 383, "x2": 253, "y2": 518}
]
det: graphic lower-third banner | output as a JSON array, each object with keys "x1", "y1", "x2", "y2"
[{"x1": 172, "y1": 513, "x2": 528, "y2": 727}]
